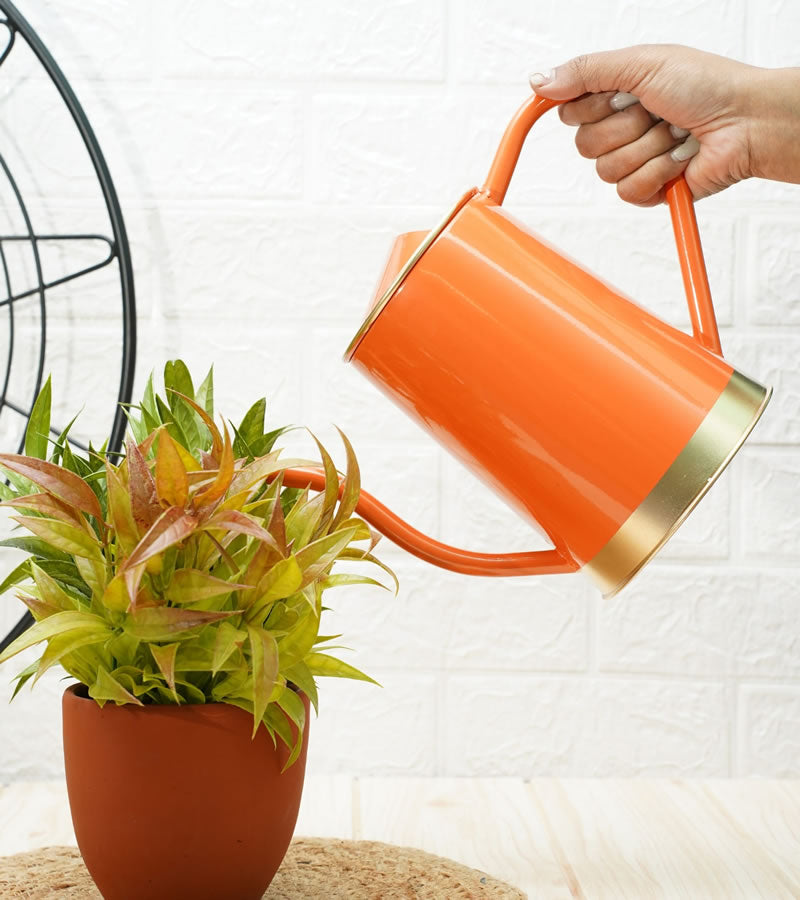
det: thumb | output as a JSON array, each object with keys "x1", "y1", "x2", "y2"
[{"x1": 529, "y1": 47, "x2": 664, "y2": 101}]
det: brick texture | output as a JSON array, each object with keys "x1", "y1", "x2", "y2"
[{"x1": 0, "y1": 0, "x2": 798, "y2": 781}]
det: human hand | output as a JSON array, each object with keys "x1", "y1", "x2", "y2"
[{"x1": 529, "y1": 44, "x2": 800, "y2": 205}]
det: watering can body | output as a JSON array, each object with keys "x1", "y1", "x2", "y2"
[{"x1": 327, "y1": 96, "x2": 770, "y2": 597}]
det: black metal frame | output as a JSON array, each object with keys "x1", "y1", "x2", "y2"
[{"x1": 0, "y1": 0, "x2": 137, "y2": 653}]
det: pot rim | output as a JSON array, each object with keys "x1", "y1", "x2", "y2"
[{"x1": 63, "y1": 681, "x2": 306, "y2": 709}]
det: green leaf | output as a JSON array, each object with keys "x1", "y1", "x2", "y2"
[
  {"x1": 0, "y1": 536, "x2": 71, "y2": 561},
  {"x1": 284, "y1": 661, "x2": 318, "y2": 714},
  {"x1": 329, "y1": 428, "x2": 360, "y2": 532},
  {"x1": 105, "y1": 463, "x2": 139, "y2": 555},
  {"x1": 164, "y1": 359, "x2": 194, "y2": 402},
  {"x1": 247, "y1": 625, "x2": 280, "y2": 736},
  {"x1": 0, "y1": 559, "x2": 31, "y2": 596},
  {"x1": 320, "y1": 573, "x2": 390, "y2": 591},
  {"x1": 294, "y1": 526, "x2": 358, "y2": 587},
  {"x1": 150, "y1": 642, "x2": 180, "y2": 699},
  {"x1": 338, "y1": 548, "x2": 400, "y2": 594},
  {"x1": 275, "y1": 604, "x2": 320, "y2": 670},
  {"x1": 166, "y1": 569, "x2": 249, "y2": 606},
  {"x1": 141, "y1": 371, "x2": 158, "y2": 420},
  {"x1": 276, "y1": 686, "x2": 306, "y2": 769},
  {"x1": 0, "y1": 454, "x2": 103, "y2": 520},
  {"x1": 10, "y1": 660, "x2": 38, "y2": 701},
  {"x1": 212, "y1": 621, "x2": 247, "y2": 674},
  {"x1": 24, "y1": 376, "x2": 51, "y2": 460},
  {"x1": 246, "y1": 556, "x2": 303, "y2": 623},
  {"x1": 11, "y1": 516, "x2": 103, "y2": 560},
  {"x1": 34, "y1": 623, "x2": 112, "y2": 682},
  {"x1": 195, "y1": 366, "x2": 214, "y2": 417},
  {"x1": 0, "y1": 610, "x2": 108, "y2": 665},
  {"x1": 123, "y1": 607, "x2": 236, "y2": 641},
  {"x1": 235, "y1": 398, "x2": 266, "y2": 457},
  {"x1": 89, "y1": 665, "x2": 143, "y2": 707},
  {"x1": 30, "y1": 562, "x2": 76, "y2": 611},
  {"x1": 305, "y1": 651, "x2": 379, "y2": 685}
]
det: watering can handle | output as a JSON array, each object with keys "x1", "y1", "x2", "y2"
[{"x1": 482, "y1": 94, "x2": 723, "y2": 355}]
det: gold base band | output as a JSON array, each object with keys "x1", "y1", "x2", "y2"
[{"x1": 584, "y1": 370, "x2": 772, "y2": 598}]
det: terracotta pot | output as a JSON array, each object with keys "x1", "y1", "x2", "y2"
[{"x1": 62, "y1": 683, "x2": 310, "y2": 900}]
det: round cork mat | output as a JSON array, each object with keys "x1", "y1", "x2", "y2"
[{"x1": 0, "y1": 839, "x2": 525, "y2": 899}]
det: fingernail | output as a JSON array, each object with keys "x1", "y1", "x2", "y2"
[
  {"x1": 669, "y1": 124, "x2": 690, "y2": 139},
  {"x1": 670, "y1": 135, "x2": 700, "y2": 162},
  {"x1": 610, "y1": 92, "x2": 639, "y2": 111},
  {"x1": 529, "y1": 69, "x2": 554, "y2": 89}
]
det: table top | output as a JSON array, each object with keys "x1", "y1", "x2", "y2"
[{"x1": 2, "y1": 776, "x2": 799, "y2": 898}]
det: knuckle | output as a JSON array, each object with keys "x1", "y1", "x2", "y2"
[
  {"x1": 616, "y1": 179, "x2": 646, "y2": 205},
  {"x1": 574, "y1": 128, "x2": 597, "y2": 159},
  {"x1": 595, "y1": 157, "x2": 619, "y2": 184}
]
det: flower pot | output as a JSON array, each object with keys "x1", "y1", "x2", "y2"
[{"x1": 62, "y1": 683, "x2": 310, "y2": 900}]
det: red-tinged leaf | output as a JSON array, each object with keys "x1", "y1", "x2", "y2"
[
  {"x1": 203, "y1": 510, "x2": 282, "y2": 554},
  {"x1": 150, "y1": 642, "x2": 180, "y2": 697},
  {"x1": 155, "y1": 430, "x2": 189, "y2": 508},
  {"x1": 105, "y1": 463, "x2": 139, "y2": 555},
  {"x1": 122, "y1": 563, "x2": 146, "y2": 612},
  {"x1": 330, "y1": 428, "x2": 360, "y2": 533},
  {"x1": 12, "y1": 516, "x2": 103, "y2": 560},
  {"x1": 123, "y1": 507, "x2": 199, "y2": 572},
  {"x1": 18, "y1": 592, "x2": 61, "y2": 621},
  {"x1": 242, "y1": 540, "x2": 284, "y2": 589},
  {"x1": 126, "y1": 439, "x2": 160, "y2": 530},
  {"x1": 228, "y1": 451, "x2": 282, "y2": 497},
  {"x1": 308, "y1": 432, "x2": 340, "y2": 538},
  {"x1": 123, "y1": 606, "x2": 236, "y2": 641},
  {"x1": 31, "y1": 562, "x2": 76, "y2": 611},
  {"x1": 266, "y1": 475, "x2": 287, "y2": 555},
  {"x1": 247, "y1": 625, "x2": 279, "y2": 733},
  {"x1": 168, "y1": 390, "x2": 223, "y2": 460},
  {"x1": 166, "y1": 569, "x2": 251, "y2": 606},
  {"x1": 0, "y1": 453, "x2": 102, "y2": 521},
  {"x1": 1, "y1": 492, "x2": 82, "y2": 525},
  {"x1": 193, "y1": 423, "x2": 234, "y2": 507}
]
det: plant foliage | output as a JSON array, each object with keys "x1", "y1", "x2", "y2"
[{"x1": 0, "y1": 362, "x2": 396, "y2": 766}]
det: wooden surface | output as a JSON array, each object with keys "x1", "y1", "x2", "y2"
[{"x1": 1, "y1": 777, "x2": 799, "y2": 898}]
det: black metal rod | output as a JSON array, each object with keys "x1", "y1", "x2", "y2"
[{"x1": 0, "y1": 0, "x2": 138, "y2": 655}]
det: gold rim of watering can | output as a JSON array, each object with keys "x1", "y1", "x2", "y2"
[
  {"x1": 584, "y1": 370, "x2": 772, "y2": 598},
  {"x1": 343, "y1": 188, "x2": 478, "y2": 362}
]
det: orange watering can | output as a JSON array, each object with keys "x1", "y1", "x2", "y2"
[{"x1": 290, "y1": 95, "x2": 771, "y2": 597}]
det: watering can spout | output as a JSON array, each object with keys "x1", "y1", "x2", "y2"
[{"x1": 279, "y1": 468, "x2": 576, "y2": 577}]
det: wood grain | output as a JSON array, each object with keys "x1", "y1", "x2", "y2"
[{"x1": 2, "y1": 777, "x2": 799, "y2": 898}]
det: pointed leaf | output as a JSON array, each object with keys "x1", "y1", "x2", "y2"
[
  {"x1": 166, "y1": 569, "x2": 250, "y2": 605},
  {"x1": 0, "y1": 559, "x2": 31, "y2": 596},
  {"x1": 1, "y1": 492, "x2": 82, "y2": 525},
  {"x1": 150, "y1": 642, "x2": 180, "y2": 698},
  {"x1": 124, "y1": 606, "x2": 236, "y2": 641},
  {"x1": 193, "y1": 423, "x2": 234, "y2": 506},
  {"x1": 276, "y1": 687, "x2": 306, "y2": 769},
  {"x1": 126, "y1": 438, "x2": 160, "y2": 530},
  {"x1": 309, "y1": 432, "x2": 340, "y2": 538},
  {"x1": 168, "y1": 390, "x2": 222, "y2": 460},
  {"x1": 155, "y1": 430, "x2": 189, "y2": 508},
  {"x1": 105, "y1": 463, "x2": 139, "y2": 555},
  {"x1": 31, "y1": 562, "x2": 76, "y2": 611},
  {"x1": 24, "y1": 376, "x2": 51, "y2": 460},
  {"x1": 284, "y1": 661, "x2": 318, "y2": 714},
  {"x1": 294, "y1": 526, "x2": 358, "y2": 586},
  {"x1": 305, "y1": 651, "x2": 379, "y2": 685},
  {"x1": 0, "y1": 610, "x2": 108, "y2": 665},
  {"x1": 247, "y1": 625, "x2": 279, "y2": 734},
  {"x1": 89, "y1": 665, "x2": 143, "y2": 707},
  {"x1": 203, "y1": 509, "x2": 282, "y2": 554},
  {"x1": 196, "y1": 366, "x2": 214, "y2": 417},
  {"x1": 123, "y1": 507, "x2": 198, "y2": 571},
  {"x1": 330, "y1": 428, "x2": 360, "y2": 532},
  {"x1": 35, "y1": 624, "x2": 112, "y2": 682},
  {"x1": 0, "y1": 453, "x2": 102, "y2": 520},
  {"x1": 246, "y1": 556, "x2": 303, "y2": 623},
  {"x1": 12, "y1": 516, "x2": 103, "y2": 559},
  {"x1": 212, "y1": 621, "x2": 247, "y2": 674}
]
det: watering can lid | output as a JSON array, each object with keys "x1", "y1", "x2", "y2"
[{"x1": 343, "y1": 188, "x2": 478, "y2": 361}]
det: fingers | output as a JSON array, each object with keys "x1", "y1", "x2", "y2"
[
  {"x1": 615, "y1": 145, "x2": 697, "y2": 206},
  {"x1": 574, "y1": 102, "x2": 658, "y2": 159},
  {"x1": 594, "y1": 120, "x2": 681, "y2": 184}
]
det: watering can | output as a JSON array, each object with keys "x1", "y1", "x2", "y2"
[{"x1": 290, "y1": 95, "x2": 771, "y2": 597}]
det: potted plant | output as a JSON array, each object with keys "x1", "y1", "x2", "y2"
[{"x1": 0, "y1": 361, "x2": 396, "y2": 900}]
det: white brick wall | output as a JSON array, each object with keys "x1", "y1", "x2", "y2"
[{"x1": 0, "y1": 0, "x2": 798, "y2": 780}]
